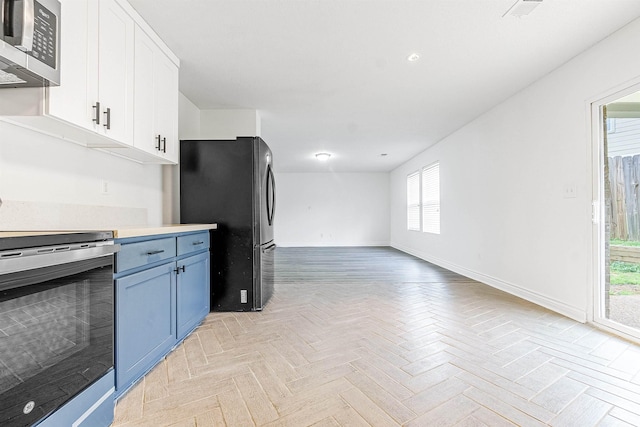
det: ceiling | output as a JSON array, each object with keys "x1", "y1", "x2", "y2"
[{"x1": 127, "y1": 0, "x2": 640, "y2": 173}]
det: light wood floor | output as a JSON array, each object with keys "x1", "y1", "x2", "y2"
[{"x1": 112, "y1": 247, "x2": 640, "y2": 426}]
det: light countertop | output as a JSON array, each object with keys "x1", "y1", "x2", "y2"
[
  {"x1": 0, "y1": 224, "x2": 217, "y2": 240},
  {"x1": 112, "y1": 224, "x2": 217, "y2": 239}
]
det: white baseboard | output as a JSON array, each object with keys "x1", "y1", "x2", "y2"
[
  {"x1": 391, "y1": 243, "x2": 587, "y2": 323},
  {"x1": 276, "y1": 241, "x2": 390, "y2": 248}
]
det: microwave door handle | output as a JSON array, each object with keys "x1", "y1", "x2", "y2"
[
  {"x1": 2, "y1": 0, "x2": 12, "y2": 38},
  {"x1": 2, "y1": 0, "x2": 34, "y2": 51},
  {"x1": 16, "y1": 0, "x2": 34, "y2": 52}
]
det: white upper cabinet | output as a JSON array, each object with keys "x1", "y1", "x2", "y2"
[
  {"x1": 133, "y1": 25, "x2": 179, "y2": 163},
  {"x1": 94, "y1": 0, "x2": 135, "y2": 144},
  {"x1": 46, "y1": 0, "x2": 91, "y2": 131},
  {"x1": 49, "y1": 0, "x2": 134, "y2": 145},
  {"x1": 0, "y1": 0, "x2": 180, "y2": 164},
  {"x1": 154, "y1": 49, "x2": 179, "y2": 163}
]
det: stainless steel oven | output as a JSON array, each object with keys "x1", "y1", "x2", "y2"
[{"x1": 0, "y1": 232, "x2": 118, "y2": 427}]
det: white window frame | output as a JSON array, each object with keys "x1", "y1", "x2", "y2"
[
  {"x1": 421, "y1": 162, "x2": 440, "y2": 234},
  {"x1": 407, "y1": 171, "x2": 421, "y2": 231}
]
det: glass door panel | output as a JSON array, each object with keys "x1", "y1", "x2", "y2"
[{"x1": 596, "y1": 89, "x2": 640, "y2": 338}]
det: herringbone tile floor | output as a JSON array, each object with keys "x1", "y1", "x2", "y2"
[{"x1": 112, "y1": 247, "x2": 640, "y2": 426}]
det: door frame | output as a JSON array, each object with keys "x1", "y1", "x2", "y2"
[{"x1": 590, "y1": 79, "x2": 640, "y2": 343}]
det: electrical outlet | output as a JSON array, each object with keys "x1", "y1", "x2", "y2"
[
  {"x1": 563, "y1": 184, "x2": 577, "y2": 199},
  {"x1": 100, "y1": 180, "x2": 110, "y2": 195},
  {"x1": 240, "y1": 289, "x2": 248, "y2": 304}
]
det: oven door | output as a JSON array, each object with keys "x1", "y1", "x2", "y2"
[{"x1": 0, "y1": 243, "x2": 117, "y2": 427}]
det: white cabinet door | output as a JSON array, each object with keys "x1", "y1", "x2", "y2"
[
  {"x1": 133, "y1": 25, "x2": 179, "y2": 163},
  {"x1": 133, "y1": 26, "x2": 157, "y2": 154},
  {"x1": 47, "y1": 0, "x2": 92, "y2": 131},
  {"x1": 154, "y1": 53, "x2": 179, "y2": 163},
  {"x1": 97, "y1": 0, "x2": 134, "y2": 145},
  {"x1": 48, "y1": 0, "x2": 133, "y2": 145}
]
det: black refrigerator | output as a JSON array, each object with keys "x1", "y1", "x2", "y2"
[{"x1": 180, "y1": 137, "x2": 276, "y2": 311}]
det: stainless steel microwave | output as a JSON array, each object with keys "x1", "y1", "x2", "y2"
[{"x1": 0, "y1": 0, "x2": 60, "y2": 88}]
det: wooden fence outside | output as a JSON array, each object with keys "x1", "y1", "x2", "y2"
[
  {"x1": 610, "y1": 245, "x2": 640, "y2": 263},
  {"x1": 608, "y1": 155, "x2": 640, "y2": 241}
]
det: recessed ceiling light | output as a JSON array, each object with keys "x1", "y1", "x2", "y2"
[
  {"x1": 407, "y1": 53, "x2": 420, "y2": 62},
  {"x1": 315, "y1": 152, "x2": 331, "y2": 161}
]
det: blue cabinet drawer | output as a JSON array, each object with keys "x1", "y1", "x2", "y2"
[
  {"x1": 115, "y1": 237, "x2": 176, "y2": 273},
  {"x1": 177, "y1": 231, "x2": 210, "y2": 256}
]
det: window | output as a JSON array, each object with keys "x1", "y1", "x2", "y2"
[
  {"x1": 407, "y1": 171, "x2": 420, "y2": 231},
  {"x1": 407, "y1": 163, "x2": 440, "y2": 233},
  {"x1": 422, "y1": 162, "x2": 440, "y2": 234}
]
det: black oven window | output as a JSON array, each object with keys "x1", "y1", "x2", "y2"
[{"x1": 0, "y1": 258, "x2": 113, "y2": 427}]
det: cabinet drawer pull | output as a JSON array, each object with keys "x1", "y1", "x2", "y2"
[
  {"x1": 92, "y1": 102, "x2": 101, "y2": 125},
  {"x1": 174, "y1": 265, "x2": 185, "y2": 274},
  {"x1": 156, "y1": 135, "x2": 162, "y2": 151},
  {"x1": 192, "y1": 241, "x2": 204, "y2": 245},
  {"x1": 162, "y1": 137, "x2": 167, "y2": 153},
  {"x1": 103, "y1": 107, "x2": 111, "y2": 130},
  {"x1": 146, "y1": 250, "x2": 165, "y2": 256}
]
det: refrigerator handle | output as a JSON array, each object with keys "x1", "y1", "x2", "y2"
[
  {"x1": 266, "y1": 165, "x2": 276, "y2": 226},
  {"x1": 271, "y1": 167, "x2": 276, "y2": 224}
]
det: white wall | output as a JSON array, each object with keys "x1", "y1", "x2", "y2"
[
  {"x1": 0, "y1": 120, "x2": 163, "y2": 228},
  {"x1": 275, "y1": 172, "x2": 390, "y2": 247},
  {"x1": 163, "y1": 92, "x2": 203, "y2": 223},
  {"x1": 179, "y1": 92, "x2": 202, "y2": 140},
  {"x1": 199, "y1": 109, "x2": 261, "y2": 139},
  {"x1": 390, "y1": 17, "x2": 640, "y2": 322}
]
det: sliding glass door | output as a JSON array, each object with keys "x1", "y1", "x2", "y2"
[{"x1": 594, "y1": 86, "x2": 640, "y2": 340}]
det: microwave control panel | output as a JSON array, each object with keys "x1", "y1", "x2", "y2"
[{"x1": 28, "y1": 0, "x2": 57, "y2": 69}]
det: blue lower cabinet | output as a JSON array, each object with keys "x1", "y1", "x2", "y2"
[
  {"x1": 36, "y1": 371, "x2": 115, "y2": 427},
  {"x1": 177, "y1": 252, "x2": 210, "y2": 340},
  {"x1": 114, "y1": 232, "x2": 211, "y2": 397},
  {"x1": 116, "y1": 262, "x2": 176, "y2": 393}
]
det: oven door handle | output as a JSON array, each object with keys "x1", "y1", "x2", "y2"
[{"x1": 0, "y1": 243, "x2": 120, "y2": 275}]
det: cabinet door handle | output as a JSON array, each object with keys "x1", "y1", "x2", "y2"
[
  {"x1": 156, "y1": 135, "x2": 162, "y2": 151},
  {"x1": 103, "y1": 107, "x2": 111, "y2": 130},
  {"x1": 162, "y1": 137, "x2": 167, "y2": 153},
  {"x1": 174, "y1": 265, "x2": 185, "y2": 274},
  {"x1": 192, "y1": 241, "x2": 204, "y2": 245},
  {"x1": 146, "y1": 249, "x2": 165, "y2": 256},
  {"x1": 92, "y1": 102, "x2": 101, "y2": 125}
]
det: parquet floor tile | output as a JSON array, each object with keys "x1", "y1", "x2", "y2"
[{"x1": 112, "y1": 247, "x2": 640, "y2": 426}]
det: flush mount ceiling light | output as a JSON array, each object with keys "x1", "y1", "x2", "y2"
[
  {"x1": 503, "y1": 0, "x2": 543, "y2": 18},
  {"x1": 315, "y1": 152, "x2": 332, "y2": 161},
  {"x1": 407, "y1": 53, "x2": 420, "y2": 62}
]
